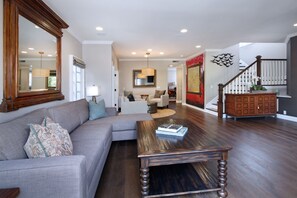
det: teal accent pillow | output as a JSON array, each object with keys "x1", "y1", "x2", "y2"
[{"x1": 88, "y1": 100, "x2": 107, "y2": 120}]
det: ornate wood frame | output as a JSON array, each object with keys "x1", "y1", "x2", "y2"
[{"x1": 1, "y1": 0, "x2": 68, "y2": 112}]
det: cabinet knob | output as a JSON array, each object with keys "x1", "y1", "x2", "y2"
[{"x1": 257, "y1": 106, "x2": 260, "y2": 109}]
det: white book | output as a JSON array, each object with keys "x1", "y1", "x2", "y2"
[
  {"x1": 156, "y1": 127, "x2": 188, "y2": 137},
  {"x1": 157, "y1": 123, "x2": 183, "y2": 133}
]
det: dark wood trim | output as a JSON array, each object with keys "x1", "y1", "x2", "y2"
[
  {"x1": 1, "y1": 0, "x2": 68, "y2": 112},
  {"x1": 256, "y1": 55, "x2": 262, "y2": 85}
]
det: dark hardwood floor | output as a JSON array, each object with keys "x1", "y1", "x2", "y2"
[{"x1": 95, "y1": 102, "x2": 297, "y2": 198}]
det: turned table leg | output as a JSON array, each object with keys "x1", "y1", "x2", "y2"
[
  {"x1": 140, "y1": 167, "x2": 149, "y2": 196},
  {"x1": 217, "y1": 159, "x2": 228, "y2": 198}
]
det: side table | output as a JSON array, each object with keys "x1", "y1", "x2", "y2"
[
  {"x1": 147, "y1": 102, "x2": 157, "y2": 114},
  {"x1": 0, "y1": 188, "x2": 20, "y2": 198},
  {"x1": 140, "y1": 94, "x2": 149, "y2": 101}
]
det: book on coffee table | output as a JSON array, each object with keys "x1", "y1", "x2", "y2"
[
  {"x1": 156, "y1": 127, "x2": 188, "y2": 137},
  {"x1": 157, "y1": 124, "x2": 183, "y2": 133}
]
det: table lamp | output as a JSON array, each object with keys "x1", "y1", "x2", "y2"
[{"x1": 87, "y1": 85, "x2": 99, "y2": 103}]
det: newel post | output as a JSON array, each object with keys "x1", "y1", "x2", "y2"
[
  {"x1": 256, "y1": 55, "x2": 262, "y2": 85},
  {"x1": 218, "y1": 83, "x2": 224, "y2": 118}
]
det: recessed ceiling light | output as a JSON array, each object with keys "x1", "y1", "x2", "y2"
[
  {"x1": 147, "y1": 49, "x2": 152, "y2": 52},
  {"x1": 131, "y1": 52, "x2": 136, "y2": 55},
  {"x1": 180, "y1": 29, "x2": 188, "y2": 33},
  {"x1": 180, "y1": 55, "x2": 184, "y2": 58},
  {"x1": 28, "y1": 47, "x2": 34, "y2": 50},
  {"x1": 169, "y1": 65, "x2": 173, "y2": 67},
  {"x1": 160, "y1": 52, "x2": 164, "y2": 55},
  {"x1": 96, "y1": 26, "x2": 103, "y2": 31},
  {"x1": 21, "y1": 51, "x2": 27, "y2": 54},
  {"x1": 48, "y1": 54, "x2": 53, "y2": 57},
  {"x1": 144, "y1": 54, "x2": 148, "y2": 57},
  {"x1": 195, "y1": 45, "x2": 201, "y2": 48},
  {"x1": 294, "y1": 23, "x2": 297, "y2": 27},
  {"x1": 35, "y1": 25, "x2": 40, "y2": 29}
]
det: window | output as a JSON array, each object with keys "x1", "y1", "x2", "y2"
[{"x1": 70, "y1": 55, "x2": 86, "y2": 101}]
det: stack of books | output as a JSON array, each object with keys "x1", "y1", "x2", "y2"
[{"x1": 155, "y1": 123, "x2": 188, "y2": 137}]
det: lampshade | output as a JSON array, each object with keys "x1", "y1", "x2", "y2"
[
  {"x1": 141, "y1": 52, "x2": 155, "y2": 76},
  {"x1": 32, "y1": 68, "x2": 50, "y2": 77},
  {"x1": 86, "y1": 85, "x2": 99, "y2": 96},
  {"x1": 141, "y1": 68, "x2": 155, "y2": 76},
  {"x1": 32, "y1": 51, "x2": 50, "y2": 77}
]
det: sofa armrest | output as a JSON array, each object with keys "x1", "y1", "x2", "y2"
[
  {"x1": 105, "y1": 107, "x2": 117, "y2": 116},
  {"x1": 0, "y1": 155, "x2": 87, "y2": 198}
]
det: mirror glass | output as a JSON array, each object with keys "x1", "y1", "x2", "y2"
[
  {"x1": 18, "y1": 15, "x2": 57, "y2": 92},
  {"x1": 133, "y1": 69, "x2": 156, "y2": 87}
]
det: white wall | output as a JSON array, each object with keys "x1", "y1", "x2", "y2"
[
  {"x1": 83, "y1": 44, "x2": 113, "y2": 106},
  {"x1": 62, "y1": 30, "x2": 83, "y2": 101},
  {"x1": 204, "y1": 44, "x2": 240, "y2": 104},
  {"x1": 240, "y1": 43, "x2": 287, "y2": 64},
  {"x1": 119, "y1": 60, "x2": 170, "y2": 96},
  {"x1": 0, "y1": 2, "x2": 82, "y2": 123}
]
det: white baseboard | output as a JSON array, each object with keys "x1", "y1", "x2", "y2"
[
  {"x1": 182, "y1": 103, "x2": 218, "y2": 116},
  {"x1": 276, "y1": 114, "x2": 297, "y2": 122}
]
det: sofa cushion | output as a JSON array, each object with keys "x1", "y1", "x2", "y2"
[
  {"x1": 124, "y1": 90, "x2": 133, "y2": 97},
  {"x1": 0, "y1": 108, "x2": 49, "y2": 160},
  {"x1": 71, "y1": 124, "x2": 111, "y2": 186},
  {"x1": 85, "y1": 113, "x2": 152, "y2": 131},
  {"x1": 48, "y1": 101, "x2": 82, "y2": 133},
  {"x1": 154, "y1": 90, "x2": 166, "y2": 98},
  {"x1": 24, "y1": 120, "x2": 73, "y2": 158},
  {"x1": 127, "y1": 94, "x2": 135, "y2": 101},
  {"x1": 88, "y1": 100, "x2": 107, "y2": 120},
  {"x1": 73, "y1": 99, "x2": 89, "y2": 124}
]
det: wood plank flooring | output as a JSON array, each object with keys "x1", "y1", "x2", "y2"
[{"x1": 95, "y1": 103, "x2": 297, "y2": 198}]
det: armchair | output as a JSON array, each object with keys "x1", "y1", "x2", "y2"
[{"x1": 148, "y1": 94, "x2": 169, "y2": 108}]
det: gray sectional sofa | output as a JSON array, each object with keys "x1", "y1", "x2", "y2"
[{"x1": 0, "y1": 99, "x2": 152, "y2": 198}]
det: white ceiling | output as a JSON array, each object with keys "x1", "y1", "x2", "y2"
[{"x1": 43, "y1": 0, "x2": 297, "y2": 60}]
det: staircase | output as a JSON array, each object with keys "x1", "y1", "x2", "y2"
[{"x1": 216, "y1": 55, "x2": 287, "y2": 118}]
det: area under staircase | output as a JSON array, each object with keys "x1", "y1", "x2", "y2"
[{"x1": 206, "y1": 56, "x2": 287, "y2": 117}]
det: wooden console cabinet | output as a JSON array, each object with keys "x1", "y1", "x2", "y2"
[{"x1": 225, "y1": 93, "x2": 277, "y2": 119}]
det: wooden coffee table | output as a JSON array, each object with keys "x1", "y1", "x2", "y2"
[
  {"x1": 0, "y1": 188, "x2": 20, "y2": 198},
  {"x1": 137, "y1": 119, "x2": 232, "y2": 198}
]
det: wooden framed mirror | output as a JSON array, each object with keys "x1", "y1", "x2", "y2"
[
  {"x1": 0, "y1": 0, "x2": 68, "y2": 112},
  {"x1": 133, "y1": 69, "x2": 157, "y2": 88}
]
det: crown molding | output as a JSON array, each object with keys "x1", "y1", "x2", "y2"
[
  {"x1": 285, "y1": 32, "x2": 297, "y2": 43},
  {"x1": 82, "y1": 40, "x2": 114, "y2": 45}
]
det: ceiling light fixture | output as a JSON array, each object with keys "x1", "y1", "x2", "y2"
[
  {"x1": 195, "y1": 45, "x2": 201, "y2": 48},
  {"x1": 96, "y1": 26, "x2": 103, "y2": 31},
  {"x1": 48, "y1": 54, "x2": 53, "y2": 57},
  {"x1": 28, "y1": 47, "x2": 34, "y2": 50},
  {"x1": 21, "y1": 51, "x2": 27, "y2": 54},
  {"x1": 131, "y1": 52, "x2": 136, "y2": 55},
  {"x1": 141, "y1": 52, "x2": 155, "y2": 76},
  {"x1": 180, "y1": 55, "x2": 184, "y2": 58},
  {"x1": 32, "y1": 51, "x2": 50, "y2": 78},
  {"x1": 147, "y1": 49, "x2": 152, "y2": 52},
  {"x1": 180, "y1": 29, "x2": 188, "y2": 33},
  {"x1": 160, "y1": 52, "x2": 164, "y2": 55},
  {"x1": 294, "y1": 23, "x2": 297, "y2": 27}
]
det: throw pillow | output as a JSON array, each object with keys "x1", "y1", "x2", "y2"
[
  {"x1": 154, "y1": 90, "x2": 166, "y2": 98},
  {"x1": 127, "y1": 93, "x2": 135, "y2": 101},
  {"x1": 88, "y1": 99, "x2": 108, "y2": 120},
  {"x1": 24, "y1": 118, "x2": 73, "y2": 158},
  {"x1": 124, "y1": 90, "x2": 133, "y2": 97}
]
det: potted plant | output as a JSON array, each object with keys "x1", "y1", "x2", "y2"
[{"x1": 250, "y1": 76, "x2": 267, "y2": 93}]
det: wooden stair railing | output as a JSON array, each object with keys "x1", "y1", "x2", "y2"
[{"x1": 218, "y1": 55, "x2": 287, "y2": 118}]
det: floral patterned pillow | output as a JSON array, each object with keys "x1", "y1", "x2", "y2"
[{"x1": 24, "y1": 117, "x2": 73, "y2": 158}]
